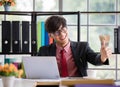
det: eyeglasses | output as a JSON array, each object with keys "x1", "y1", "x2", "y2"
[{"x1": 52, "y1": 27, "x2": 67, "y2": 36}]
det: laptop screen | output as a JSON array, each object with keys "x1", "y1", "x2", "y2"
[{"x1": 22, "y1": 56, "x2": 60, "y2": 79}]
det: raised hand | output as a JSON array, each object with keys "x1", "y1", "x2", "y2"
[{"x1": 99, "y1": 35, "x2": 112, "y2": 63}]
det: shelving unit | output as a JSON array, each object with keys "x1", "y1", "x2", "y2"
[
  {"x1": 0, "y1": 11, "x2": 80, "y2": 55},
  {"x1": 0, "y1": 11, "x2": 120, "y2": 82}
]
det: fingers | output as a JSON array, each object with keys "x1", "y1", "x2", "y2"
[
  {"x1": 100, "y1": 46, "x2": 112, "y2": 62},
  {"x1": 107, "y1": 47, "x2": 112, "y2": 55},
  {"x1": 101, "y1": 40, "x2": 109, "y2": 47},
  {"x1": 103, "y1": 47, "x2": 112, "y2": 57}
]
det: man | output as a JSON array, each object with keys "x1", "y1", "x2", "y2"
[{"x1": 37, "y1": 15, "x2": 112, "y2": 77}]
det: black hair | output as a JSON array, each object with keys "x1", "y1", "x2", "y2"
[{"x1": 45, "y1": 15, "x2": 67, "y2": 33}]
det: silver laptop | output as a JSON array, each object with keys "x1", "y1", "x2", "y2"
[{"x1": 22, "y1": 56, "x2": 60, "y2": 79}]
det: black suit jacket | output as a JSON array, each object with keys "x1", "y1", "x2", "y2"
[{"x1": 37, "y1": 41, "x2": 109, "y2": 77}]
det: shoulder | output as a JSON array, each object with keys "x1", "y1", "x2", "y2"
[
  {"x1": 39, "y1": 43, "x2": 56, "y2": 51},
  {"x1": 70, "y1": 41, "x2": 90, "y2": 52},
  {"x1": 70, "y1": 41, "x2": 89, "y2": 47}
]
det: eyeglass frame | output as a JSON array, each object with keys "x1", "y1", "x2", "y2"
[{"x1": 51, "y1": 27, "x2": 67, "y2": 36}]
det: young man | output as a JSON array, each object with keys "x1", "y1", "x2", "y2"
[{"x1": 37, "y1": 15, "x2": 112, "y2": 77}]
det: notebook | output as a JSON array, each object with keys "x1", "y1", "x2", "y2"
[{"x1": 22, "y1": 56, "x2": 60, "y2": 79}]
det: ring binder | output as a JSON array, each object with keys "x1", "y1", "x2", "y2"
[
  {"x1": 22, "y1": 21, "x2": 30, "y2": 53},
  {"x1": 2, "y1": 21, "x2": 11, "y2": 53},
  {"x1": 12, "y1": 21, "x2": 21, "y2": 53}
]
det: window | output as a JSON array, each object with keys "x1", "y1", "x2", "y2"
[{"x1": 62, "y1": 0, "x2": 119, "y2": 81}]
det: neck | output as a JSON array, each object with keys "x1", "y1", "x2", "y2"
[{"x1": 57, "y1": 39, "x2": 70, "y2": 48}]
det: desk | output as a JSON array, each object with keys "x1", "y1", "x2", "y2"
[
  {"x1": 36, "y1": 78, "x2": 115, "y2": 87},
  {"x1": 34, "y1": 79, "x2": 60, "y2": 87},
  {"x1": 0, "y1": 78, "x2": 120, "y2": 87},
  {"x1": 60, "y1": 78, "x2": 114, "y2": 87}
]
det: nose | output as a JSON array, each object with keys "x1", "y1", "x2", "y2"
[{"x1": 59, "y1": 30, "x2": 66, "y2": 37}]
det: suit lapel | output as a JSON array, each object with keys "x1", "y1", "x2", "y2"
[{"x1": 70, "y1": 41, "x2": 84, "y2": 76}]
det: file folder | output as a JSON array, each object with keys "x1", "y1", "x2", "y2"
[
  {"x1": 22, "y1": 21, "x2": 29, "y2": 53},
  {"x1": 31, "y1": 21, "x2": 37, "y2": 55},
  {"x1": 41, "y1": 21, "x2": 45, "y2": 46},
  {"x1": 11, "y1": 21, "x2": 21, "y2": 53},
  {"x1": 37, "y1": 21, "x2": 41, "y2": 51},
  {"x1": 2, "y1": 21, "x2": 11, "y2": 53}
]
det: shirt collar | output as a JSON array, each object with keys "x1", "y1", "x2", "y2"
[{"x1": 56, "y1": 42, "x2": 70, "y2": 53}]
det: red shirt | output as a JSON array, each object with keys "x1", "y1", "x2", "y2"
[{"x1": 56, "y1": 42, "x2": 79, "y2": 77}]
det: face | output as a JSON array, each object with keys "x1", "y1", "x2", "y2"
[{"x1": 49, "y1": 25, "x2": 69, "y2": 47}]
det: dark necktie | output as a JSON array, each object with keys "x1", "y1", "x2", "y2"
[{"x1": 61, "y1": 49, "x2": 68, "y2": 77}]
